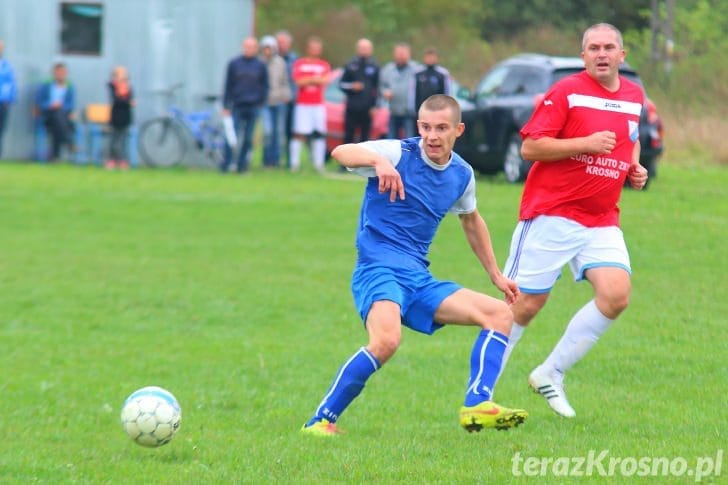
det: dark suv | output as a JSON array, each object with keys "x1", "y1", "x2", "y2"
[{"x1": 455, "y1": 53, "x2": 664, "y2": 183}]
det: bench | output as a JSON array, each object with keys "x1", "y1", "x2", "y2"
[
  {"x1": 81, "y1": 103, "x2": 139, "y2": 167},
  {"x1": 34, "y1": 104, "x2": 138, "y2": 166}
]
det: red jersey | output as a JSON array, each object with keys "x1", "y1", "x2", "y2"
[
  {"x1": 519, "y1": 71, "x2": 644, "y2": 227},
  {"x1": 292, "y1": 57, "x2": 331, "y2": 105}
]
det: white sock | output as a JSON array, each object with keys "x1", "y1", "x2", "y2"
[
  {"x1": 543, "y1": 300, "x2": 614, "y2": 374},
  {"x1": 290, "y1": 139, "x2": 302, "y2": 171},
  {"x1": 311, "y1": 139, "x2": 326, "y2": 170},
  {"x1": 493, "y1": 322, "x2": 525, "y2": 397},
  {"x1": 500, "y1": 322, "x2": 525, "y2": 372}
]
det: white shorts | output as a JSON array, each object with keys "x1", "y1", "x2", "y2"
[
  {"x1": 292, "y1": 104, "x2": 326, "y2": 136},
  {"x1": 503, "y1": 215, "x2": 631, "y2": 294}
]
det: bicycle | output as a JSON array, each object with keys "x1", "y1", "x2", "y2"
[{"x1": 138, "y1": 83, "x2": 227, "y2": 168}]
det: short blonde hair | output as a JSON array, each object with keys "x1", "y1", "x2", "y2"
[{"x1": 112, "y1": 65, "x2": 128, "y2": 80}]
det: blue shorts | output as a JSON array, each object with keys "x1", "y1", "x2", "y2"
[{"x1": 351, "y1": 264, "x2": 461, "y2": 335}]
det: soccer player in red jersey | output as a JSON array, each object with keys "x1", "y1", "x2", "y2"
[
  {"x1": 289, "y1": 37, "x2": 331, "y2": 172},
  {"x1": 499, "y1": 23, "x2": 649, "y2": 418}
]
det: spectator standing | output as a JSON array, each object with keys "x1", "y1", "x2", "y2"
[
  {"x1": 106, "y1": 66, "x2": 134, "y2": 170},
  {"x1": 339, "y1": 38, "x2": 379, "y2": 145},
  {"x1": 35, "y1": 62, "x2": 76, "y2": 161},
  {"x1": 290, "y1": 37, "x2": 331, "y2": 172},
  {"x1": 259, "y1": 35, "x2": 292, "y2": 168},
  {"x1": 0, "y1": 40, "x2": 17, "y2": 159},
  {"x1": 379, "y1": 42, "x2": 420, "y2": 139},
  {"x1": 276, "y1": 30, "x2": 298, "y2": 166},
  {"x1": 221, "y1": 37, "x2": 269, "y2": 173},
  {"x1": 413, "y1": 47, "x2": 451, "y2": 116}
]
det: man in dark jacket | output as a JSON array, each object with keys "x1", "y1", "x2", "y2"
[
  {"x1": 222, "y1": 37, "x2": 269, "y2": 172},
  {"x1": 413, "y1": 47, "x2": 451, "y2": 115},
  {"x1": 339, "y1": 38, "x2": 379, "y2": 146}
]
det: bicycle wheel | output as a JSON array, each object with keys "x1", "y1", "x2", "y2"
[
  {"x1": 199, "y1": 122, "x2": 227, "y2": 169},
  {"x1": 138, "y1": 117, "x2": 188, "y2": 167}
]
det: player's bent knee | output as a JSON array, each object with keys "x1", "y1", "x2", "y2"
[
  {"x1": 365, "y1": 304, "x2": 402, "y2": 363},
  {"x1": 598, "y1": 291, "x2": 630, "y2": 318},
  {"x1": 368, "y1": 334, "x2": 400, "y2": 363},
  {"x1": 482, "y1": 300, "x2": 512, "y2": 335},
  {"x1": 512, "y1": 292, "x2": 549, "y2": 325},
  {"x1": 615, "y1": 291, "x2": 630, "y2": 312}
]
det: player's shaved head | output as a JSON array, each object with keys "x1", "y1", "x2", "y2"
[{"x1": 419, "y1": 94, "x2": 461, "y2": 124}]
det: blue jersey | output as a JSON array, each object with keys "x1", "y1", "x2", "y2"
[{"x1": 352, "y1": 137, "x2": 476, "y2": 270}]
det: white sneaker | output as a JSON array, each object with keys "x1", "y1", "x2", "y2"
[{"x1": 528, "y1": 365, "x2": 576, "y2": 418}]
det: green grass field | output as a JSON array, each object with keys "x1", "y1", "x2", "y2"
[{"x1": 1, "y1": 162, "x2": 725, "y2": 483}]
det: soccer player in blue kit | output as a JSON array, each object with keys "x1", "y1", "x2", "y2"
[{"x1": 301, "y1": 94, "x2": 528, "y2": 436}]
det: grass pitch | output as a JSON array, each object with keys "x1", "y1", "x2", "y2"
[{"x1": 0, "y1": 162, "x2": 725, "y2": 483}]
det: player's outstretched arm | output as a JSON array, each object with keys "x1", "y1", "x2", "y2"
[
  {"x1": 332, "y1": 144, "x2": 405, "y2": 202},
  {"x1": 458, "y1": 210, "x2": 519, "y2": 304}
]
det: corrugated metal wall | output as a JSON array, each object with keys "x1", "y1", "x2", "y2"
[{"x1": 0, "y1": 0, "x2": 254, "y2": 160}]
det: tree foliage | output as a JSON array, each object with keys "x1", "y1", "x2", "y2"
[
  {"x1": 256, "y1": 0, "x2": 489, "y2": 70},
  {"x1": 255, "y1": 0, "x2": 727, "y2": 111},
  {"x1": 478, "y1": 0, "x2": 651, "y2": 41}
]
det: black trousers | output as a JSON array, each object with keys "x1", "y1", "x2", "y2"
[
  {"x1": 344, "y1": 107, "x2": 372, "y2": 144},
  {"x1": 110, "y1": 126, "x2": 129, "y2": 160},
  {"x1": 44, "y1": 109, "x2": 75, "y2": 160}
]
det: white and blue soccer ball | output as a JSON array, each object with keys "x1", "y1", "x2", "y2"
[{"x1": 120, "y1": 386, "x2": 182, "y2": 447}]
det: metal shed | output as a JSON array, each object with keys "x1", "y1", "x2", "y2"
[{"x1": 0, "y1": 0, "x2": 255, "y2": 161}]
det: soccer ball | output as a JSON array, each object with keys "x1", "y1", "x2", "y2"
[{"x1": 120, "y1": 386, "x2": 182, "y2": 447}]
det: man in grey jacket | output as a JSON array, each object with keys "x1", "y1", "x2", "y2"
[
  {"x1": 379, "y1": 43, "x2": 421, "y2": 139},
  {"x1": 260, "y1": 35, "x2": 292, "y2": 168}
]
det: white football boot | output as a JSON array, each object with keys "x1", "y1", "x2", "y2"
[{"x1": 528, "y1": 365, "x2": 576, "y2": 418}]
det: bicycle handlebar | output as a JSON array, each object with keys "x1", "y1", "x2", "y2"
[{"x1": 149, "y1": 82, "x2": 185, "y2": 97}]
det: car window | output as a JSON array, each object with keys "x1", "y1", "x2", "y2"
[
  {"x1": 475, "y1": 65, "x2": 510, "y2": 99},
  {"x1": 324, "y1": 71, "x2": 345, "y2": 103},
  {"x1": 619, "y1": 71, "x2": 643, "y2": 87},
  {"x1": 551, "y1": 68, "x2": 583, "y2": 85},
  {"x1": 497, "y1": 65, "x2": 547, "y2": 95}
]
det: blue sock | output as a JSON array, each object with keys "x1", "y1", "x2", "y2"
[
  {"x1": 306, "y1": 347, "x2": 380, "y2": 426},
  {"x1": 464, "y1": 330, "x2": 508, "y2": 406}
]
